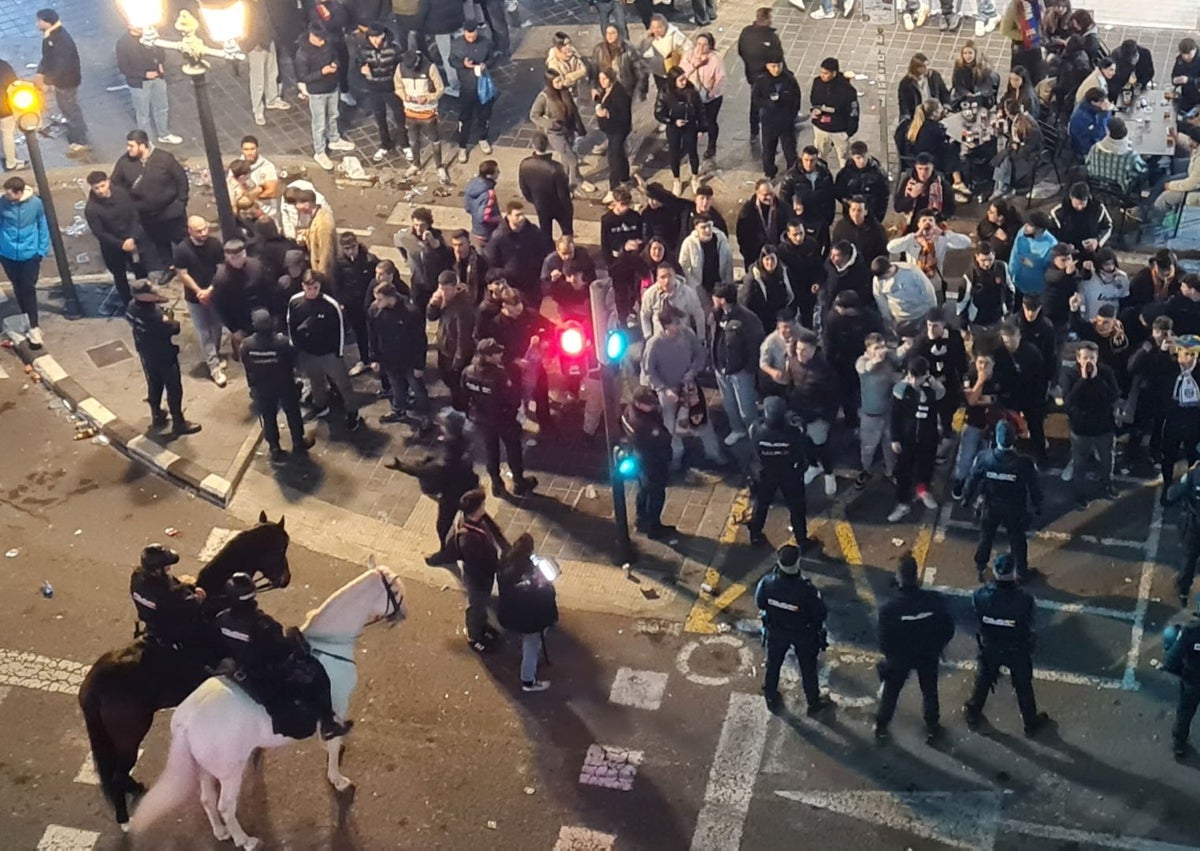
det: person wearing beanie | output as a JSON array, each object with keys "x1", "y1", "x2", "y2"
[
  {"x1": 809, "y1": 57, "x2": 860, "y2": 170},
  {"x1": 875, "y1": 553, "x2": 955, "y2": 743},
  {"x1": 747, "y1": 396, "x2": 820, "y2": 550},
  {"x1": 962, "y1": 420, "x2": 1042, "y2": 580},
  {"x1": 755, "y1": 543, "x2": 831, "y2": 716},
  {"x1": 964, "y1": 553, "x2": 1051, "y2": 737}
]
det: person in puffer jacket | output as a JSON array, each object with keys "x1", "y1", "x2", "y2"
[
  {"x1": 0, "y1": 177, "x2": 50, "y2": 347},
  {"x1": 463, "y1": 160, "x2": 501, "y2": 247},
  {"x1": 497, "y1": 533, "x2": 560, "y2": 692},
  {"x1": 709, "y1": 283, "x2": 765, "y2": 445}
]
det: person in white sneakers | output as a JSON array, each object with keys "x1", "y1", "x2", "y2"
[
  {"x1": 497, "y1": 533, "x2": 559, "y2": 693},
  {"x1": 0, "y1": 176, "x2": 49, "y2": 349},
  {"x1": 889, "y1": 356, "x2": 944, "y2": 521},
  {"x1": 115, "y1": 24, "x2": 181, "y2": 145},
  {"x1": 972, "y1": 0, "x2": 1001, "y2": 37},
  {"x1": 811, "y1": 0, "x2": 855, "y2": 21},
  {"x1": 395, "y1": 49, "x2": 450, "y2": 185},
  {"x1": 296, "y1": 24, "x2": 354, "y2": 171}
]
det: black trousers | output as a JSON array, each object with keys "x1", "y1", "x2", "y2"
[
  {"x1": 975, "y1": 510, "x2": 1030, "y2": 576},
  {"x1": 480, "y1": 0, "x2": 511, "y2": 56},
  {"x1": 1175, "y1": 680, "x2": 1200, "y2": 745},
  {"x1": 479, "y1": 418, "x2": 526, "y2": 481},
  {"x1": 1179, "y1": 529, "x2": 1200, "y2": 598},
  {"x1": 895, "y1": 439, "x2": 938, "y2": 502},
  {"x1": 436, "y1": 489, "x2": 468, "y2": 552},
  {"x1": 749, "y1": 475, "x2": 807, "y2": 541},
  {"x1": 438, "y1": 352, "x2": 467, "y2": 411},
  {"x1": 691, "y1": 0, "x2": 717, "y2": 23},
  {"x1": 748, "y1": 76, "x2": 763, "y2": 137},
  {"x1": 876, "y1": 656, "x2": 941, "y2": 730},
  {"x1": 965, "y1": 647, "x2": 1039, "y2": 726},
  {"x1": 761, "y1": 121, "x2": 797, "y2": 179},
  {"x1": 140, "y1": 354, "x2": 184, "y2": 421},
  {"x1": 763, "y1": 631, "x2": 820, "y2": 704},
  {"x1": 1024, "y1": 404, "x2": 1047, "y2": 460},
  {"x1": 1160, "y1": 416, "x2": 1200, "y2": 490},
  {"x1": 253, "y1": 384, "x2": 305, "y2": 451},
  {"x1": 142, "y1": 215, "x2": 186, "y2": 272},
  {"x1": 365, "y1": 88, "x2": 406, "y2": 151},
  {"x1": 635, "y1": 477, "x2": 666, "y2": 528},
  {"x1": 701, "y1": 96, "x2": 723, "y2": 155},
  {"x1": 535, "y1": 205, "x2": 574, "y2": 239},
  {"x1": 99, "y1": 245, "x2": 144, "y2": 303},
  {"x1": 457, "y1": 92, "x2": 494, "y2": 146},
  {"x1": 606, "y1": 129, "x2": 631, "y2": 187},
  {"x1": 666, "y1": 124, "x2": 700, "y2": 179}
]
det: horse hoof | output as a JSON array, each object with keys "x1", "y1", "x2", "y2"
[
  {"x1": 213, "y1": 827, "x2": 232, "y2": 842},
  {"x1": 331, "y1": 776, "x2": 353, "y2": 792},
  {"x1": 126, "y1": 778, "x2": 147, "y2": 796},
  {"x1": 239, "y1": 837, "x2": 260, "y2": 850},
  {"x1": 119, "y1": 823, "x2": 130, "y2": 834}
]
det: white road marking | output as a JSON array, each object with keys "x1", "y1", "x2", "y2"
[
  {"x1": 939, "y1": 518, "x2": 1146, "y2": 550},
  {"x1": 0, "y1": 649, "x2": 89, "y2": 694},
  {"x1": 75, "y1": 748, "x2": 142, "y2": 785},
  {"x1": 1125, "y1": 496, "x2": 1165, "y2": 689},
  {"x1": 0, "y1": 362, "x2": 8, "y2": 379},
  {"x1": 578, "y1": 744, "x2": 643, "y2": 791},
  {"x1": 1000, "y1": 817, "x2": 1200, "y2": 850},
  {"x1": 925, "y1": 582, "x2": 1139, "y2": 622},
  {"x1": 634, "y1": 619, "x2": 682, "y2": 637},
  {"x1": 608, "y1": 668, "x2": 669, "y2": 711},
  {"x1": 922, "y1": 566, "x2": 938, "y2": 586},
  {"x1": 552, "y1": 826, "x2": 616, "y2": 850},
  {"x1": 36, "y1": 825, "x2": 100, "y2": 850},
  {"x1": 675, "y1": 636, "x2": 755, "y2": 687},
  {"x1": 689, "y1": 692, "x2": 770, "y2": 851},
  {"x1": 197, "y1": 526, "x2": 235, "y2": 562}
]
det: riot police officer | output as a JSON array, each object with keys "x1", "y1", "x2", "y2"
[
  {"x1": 622, "y1": 387, "x2": 675, "y2": 539},
  {"x1": 1164, "y1": 606, "x2": 1200, "y2": 758},
  {"x1": 386, "y1": 408, "x2": 480, "y2": 565},
  {"x1": 215, "y1": 573, "x2": 352, "y2": 741},
  {"x1": 240, "y1": 308, "x2": 314, "y2": 464},
  {"x1": 462, "y1": 338, "x2": 538, "y2": 498},
  {"x1": 963, "y1": 553, "x2": 1051, "y2": 737},
  {"x1": 875, "y1": 553, "x2": 955, "y2": 744},
  {"x1": 1164, "y1": 459, "x2": 1200, "y2": 607},
  {"x1": 963, "y1": 421, "x2": 1043, "y2": 582},
  {"x1": 129, "y1": 543, "x2": 208, "y2": 651},
  {"x1": 125, "y1": 279, "x2": 201, "y2": 435},
  {"x1": 747, "y1": 396, "x2": 819, "y2": 551},
  {"x1": 755, "y1": 544, "x2": 832, "y2": 716}
]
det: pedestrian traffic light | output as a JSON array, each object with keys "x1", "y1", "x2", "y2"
[
  {"x1": 589, "y1": 277, "x2": 628, "y2": 366},
  {"x1": 604, "y1": 328, "x2": 629, "y2": 362},
  {"x1": 613, "y1": 446, "x2": 640, "y2": 479},
  {"x1": 558, "y1": 321, "x2": 586, "y2": 358},
  {"x1": 6, "y1": 81, "x2": 42, "y2": 131}
]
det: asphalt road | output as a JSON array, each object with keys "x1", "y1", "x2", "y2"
[{"x1": 3, "y1": 365, "x2": 1200, "y2": 851}]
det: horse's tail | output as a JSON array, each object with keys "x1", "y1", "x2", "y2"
[{"x1": 127, "y1": 720, "x2": 199, "y2": 836}]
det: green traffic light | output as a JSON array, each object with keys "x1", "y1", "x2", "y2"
[{"x1": 605, "y1": 328, "x2": 628, "y2": 362}]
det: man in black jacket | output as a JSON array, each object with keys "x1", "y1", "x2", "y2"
[
  {"x1": 755, "y1": 543, "x2": 830, "y2": 714},
  {"x1": 875, "y1": 554, "x2": 954, "y2": 743},
  {"x1": 355, "y1": 24, "x2": 403, "y2": 162},
  {"x1": 286, "y1": 269, "x2": 363, "y2": 430},
  {"x1": 834, "y1": 143, "x2": 891, "y2": 222},
  {"x1": 710, "y1": 283, "x2": 765, "y2": 445},
  {"x1": 822, "y1": 290, "x2": 883, "y2": 424},
  {"x1": 518, "y1": 133, "x2": 574, "y2": 238},
  {"x1": 494, "y1": 288, "x2": 556, "y2": 431},
  {"x1": 809, "y1": 58, "x2": 859, "y2": 170},
  {"x1": 428, "y1": 271, "x2": 476, "y2": 411},
  {"x1": 600, "y1": 188, "x2": 642, "y2": 264},
  {"x1": 84, "y1": 170, "x2": 146, "y2": 307},
  {"x1": 126, "y1": 280, "x2": 202, "y2": 436},
  {"x1": 777, "y1": 219, "x2": 823, "y2": 328},
  {"x1": 964, "y1": 421, "x2": 1043, "y2": 580},
  {"x1": 486, "y1": 201, "x2": 548, "y2": 308},
  {"x1": 830, "y1": 196, "x2": 888, "y2": 272},
  {"x1": 449, "y1": 488, "x2": 507, "y2": 651},
  {"x1": 367, "y1": 281, "x2": 428, "y2": 424},
  {"x1": 212, "y1": 240, "x2": 271, "y2": 369},
  {"x1": 995, "y1": 319, "x2": 1050, "y2": 462},
  {"x1": 110, "y1": 130, "x2": 189, "y2": 271},
  {"x1": 116, "y1": 25, "x2": 180, "y2": 146},
  {"x1": 1064, "y1": 341, "x2": 1121, "y2": 509},
  {"x1": 752, "y1": 54, "x2": 801, "y2": 179},
  {"x1": 296, "y1": 24, "x2": 355, "y2": 170},
  {"x1": 736, "y1": 180, "x2": 782, "y2": 273},
  {"x1": 462, "y1": 339, "x2": 538, "y2": 497},
  {"x1": 736, "y1": 8, "x2": 784, "y2": 144},
  {"x1": 450, "y1": 22, "x2": 496, "y2": 162},
  {"x1": 623, "y1": 387, "x2": 675, "y2": 538},
  {"x1": 1049, "y1": 182, "x2": 1114, "y2": 262},
  {"x1": 450, "y1": 229, "x2": 488, "y2": 303},
  {"x1": 780, "y1": 148, "x2": 837, "y2": 243},
  {"x1": 241, "y1": 308, "x2": 312, "y2": 463},
  {"x1": 334, "y1": 232, "x2": 378, "y2": 376},
  {"x1": 35, "y1": 9, "x2": 89, "y2": 154}
]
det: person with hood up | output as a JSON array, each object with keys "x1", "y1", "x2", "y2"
[
  {"x1": 709, "y1": 283, "x2": 765, "y2": 445},
  {"x1": 752, "y1": 53, "x2": 802, "y2": 180},
  {"x1": 871, "y1": 256, "x2": 939, "y2": 334},
  {"x1": 486, "y1": 201, "x2": 548, "y2": 308},
  {"x1": 395, "y1": 48, "x2": 449, "y2": 185},
  {"x1": 740, "y1": 247, "x2": 794, "y2": 334},
  {"x1": 822, "y1": 290, "x2": 884, "y2": 425},
  {"x1": 809, "y1": 57, "x2": 860, "y2": 170},
  {"x1": 784, "y1": 328, "x2": 839, "y2": 497},
  {"x1": 678, "y1": 213, "x2": 732, "y2": 296},
  {"x1": 0, "y1": 176, "x2": 49, "y2": 348},
  {"x1": 240, "y1": 307, "x2": 312, "y2": 464},
  {"x1": 821, "y1": 240, "x2": 872, "y2": 313},
  {"x1": 894, "y1": 154, "x2": 957, "y2": 231},
  {"x1": 887, "y1": 209, "x2": 973, "y2": 300},
  {"x1": 84, "y1": 170, "x2": 146, "y2": 310},
  {"x1": 833, "y1": 143, "x2": 890, "y2": 222},
  {"x1": 497, "y1": 533, "x2": 559, "y2": 693}
]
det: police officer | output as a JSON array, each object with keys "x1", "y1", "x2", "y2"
[
  {"x1": 1165, "y1": 459, "x2": 1200, "y2": 607},
  {"x1": 963, "y1": 553, "x2": 1052, "y2": 737},
  {"x1": 1163, "y1": 606, "x2": 1200, "y2": 758},
  {"x1": 129, "y1": 543, "x2": 208, "y2": 652},
  {"x1": 240, "y1": 308, "x2": 314, "y2": 465},
  {"x1": 462, "y1": 338, "x2": 538, "y2": 498},
  {"x1": 755, "y1": 544, "x2": 832, "y2": 716},
  {"x1": 747, "y1": 396, "x2": 819, "y2": 552},
  {"x1": 622, "y1": 387, "x2": 676, "y2": 540},
  {"x1": 125, "y1": 279, "x2": 201, "y2": 436},
  {"x1": 875, "y1": 553, "x2": 955, "y2": 744},
  {"x1": 215, "y1": 573, "x2": 352, "y2": 741},
  {"x1": 963, "y1": 421, "x2": 1043, "y2": 582},
  {"x1": 386, "y1": 409, "x2": 480, "y2": 565}
]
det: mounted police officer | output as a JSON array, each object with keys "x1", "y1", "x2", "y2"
[
  {"x1": 1164, "y1": 458, "x2": 1200, "y2": 607},
  {"x1": 755, "y1": 544, "x2": 832, "y2": 716},
  {"x1": 215, "y1": 572, "x2": 352, "y2": 741},
  {"x1": 241, "y1": 307, "x2": 314, "y2": 464},
  {"x1": 125, "y1": 279, "x2": 202, "y2": 436},
  {"x1": 963, "y1": 554, "x2": 1052, "y2": 737},
  {"x1": 386, "y1": 408, "x2": 480, "y2": 565},
  {"x1": 748, "y1": 395, "x2": 820, "y2": 552},
  {"x1": 875, "y1": 553, "x2": 955, "y2": 744},
  {"x1": 129, "y1": 543, "x2": 208, "y2": 652},
  {"x1": 963, "y1": 421, "x2": 1043, "y2": 582},
  {"x1": 462, "y1": 338, "x2": 538, "y2": 498},
  {"x1": 1164, "y1": 606, "x2": 1200, "y2": 759}
]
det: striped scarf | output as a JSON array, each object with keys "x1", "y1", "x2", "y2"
[{"x1": 1016, "y1": 1, "x2": 1042, "y2": 50}]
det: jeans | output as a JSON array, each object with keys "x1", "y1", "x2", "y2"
[
  {"x1": 606, "y1": 130, "x2": 631, "y2": 186},
  {"x1": 520, "y1": 632, "x2": 541, "y2": 683},
  {"x1": 595, "y1": 0, "x2": 629, "y2": 41},
  {"x1": 954, "y1": 424, "x2": 984, "y2": 482},
  {"x1": 666, "y1": 124, "x2": 700, "y2": 179},
  {"x1": 308, "y1": 91, "x2": 342, "y2": 154},
  {"x1": 54, "y1": 86, "x2": 89, "y2": 145},
  {"x1": 701, "y1": 96, "x2": 723, "y2": 156},
  {"x1": 433, "y1": 34, "x2": 460, "y2": 95},
  {"x1": 859, "y1": 411, "x2": 896, "y2": 473},
  {"x1": 976, "y1": 0, "x2": 996, "y2": 16},
  {"x1": 130, "y1": 79, "x2": 170, "y2": 140},
  {"x1": 253, "y1": 384, "x2": 306, "y2": 451},
  {"x1": 366, "y1": 89, "x2": 406, "y2": 151},
  {"x1": 547, "y1": 131, "x2": 584, "y2": 188},
  {"x1": 0, "y1": 255, "x2": 42, "y2": 327},
  {"x1": 465, "y1": 578, "x2": 492, "y2": 643},
  {"x1": 691, "y1": 0, "x2": 717, "y2": 23},
  {"x1": 714, "y1": 370, "x2": 757, "y2": 435},
  {"x1": 1069, "y1": 431, "x2": 1113, "y2": 500},
  {"x1": 876, "y1": 657, "x2": 941, "y2": 730},
  {"x1": 382, "y1": 365, "x2": 429, "y2": 415},
  {"x1": 812, "y1": 127, "x2": 849, "y2": 170},
  {"x1": 186, "y1": 300, "x2": 224, "y2": 374},
  {"x1": 99, "y1": 245, "x2": 144, "y2": 303},
  {"x1": 457, "y1": 92, "x2": 494, "y2": 147},
  {"x1": 298, "y1": 351, "x2": 358, "y2": 413},
  {"x1": 248, "y1": 44, "x2": 281, "y2": 119}
]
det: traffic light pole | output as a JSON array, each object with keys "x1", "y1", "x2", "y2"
[
  {"x1": 22, "y1": 128, "x2": 82, "y2": 319},
  {"x1": 598, "y1": 360, "x2": 634, "y2": 566},
  {"x1": 185, "y1": 66, "x2": 240, "y2": 243}
]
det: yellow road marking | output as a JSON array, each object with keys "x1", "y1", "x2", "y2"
[{"x1": 912, "y1": 524, "x2": 933, "y2": 581}]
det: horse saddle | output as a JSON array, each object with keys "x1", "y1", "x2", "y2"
[{"x1": 225, "y1": 663, "x2": 319, "y2": 740}]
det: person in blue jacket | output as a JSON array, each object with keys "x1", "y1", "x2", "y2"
[
  {"x1": 0, "y1": 176, "x2": 50, "y2": 349},
  {"x1": 1068, "y1": 86, "x2": 1112, "y2": 158},
  {"x1": 1009, "y1": 211, "x2": 1057, "y2": 298}
]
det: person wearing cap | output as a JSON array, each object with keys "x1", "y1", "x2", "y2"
[
  {"x1": 871, "y1": 256, "x2": 938, "y2": 334},
  {"x1": 462, "y1": 338, "x2": 538, "y2": 497},
  {"x1": 748, "y1": 396, "x2": 819, "y2": 549},
  {"x1": 964, "y1": 553, "x2": 1051, "y2": 737},
  {"x1": 888, "y1": 355, "x2": 944, "y2": 522},
  {"x1": 875, "y1": 552, "x2": 955, "y2": 743},
  {"x1": 241, "y1": 307, "x2": 313, "y2": 464},
  {"x1": 755, "y1": 544, "x2": 831, "y2": 716},
  {"x1": 450, "y1": 21, "x2": 496, "y2": 165},
  {"x1": 751, "y1": 52, "x2": 801, "y2": 180},
  {"x1": 963, "y1": 420, "x2": 1042, "y2": 580},
  {"x1": 395, "y1": 48, "x2": 450, "y2": 185},
  {"x1": 126, "y1": 279, "x2": 202, "y2": 437},
  {"x1": 1068, "y1": 302, "x2": 1129, "y2": 390},
  {"x1": 129, "y1": 543, "x2": 209, "y2": 655},
  {"x1": 809, "y1": 57, "x2": 860, "y2": 171},
  {"x1": 1063, "y1": 340, "x2": 1120, "y2": 509},
  {"x1": 286, "y1": 269, "x2": 364, "y2": 431},
  {"x1": 736, "y1": 8, "x2": 784, "y2": 145},
  {"x1": 622, "y1": 387, "x2": 676, "y2": 539},
  {"x1": 1162, "y1": 600, "x2": 1200, "y2": 758}
]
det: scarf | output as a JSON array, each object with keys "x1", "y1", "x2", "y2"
[
  {"x1": 925, "y1": 175, "x2": 944, "y2": 214},
  {"x1": 1175, "y1": 369, "x2": 1200, "y2": 407},
  {"x1": 915, "y1": 226, "x2": 943, "y2": 280},
  {"x1": 1017, "y1": 1, "x2": 1043, "y2": 50}
]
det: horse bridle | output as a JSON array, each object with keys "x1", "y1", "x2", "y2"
[{"x1": 379, "y1": 569, "x2": 404, "y2": 622}]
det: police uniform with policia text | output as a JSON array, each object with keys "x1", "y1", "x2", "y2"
[
  {"x1": 1164, "y1": 609, "x2": 1200, "y2": 758},
  {"x1": 125, "y1": 279, "x2": 201, "y2": 435},
  {"x1": 963, "y1": 420, "x2": 1043, "y2": 581},
  {"x1": 748, "y1": 395, "x2": 819, "y2": 551},
  {"x1": 755, "y1": 544, "x2": 832, "y2": 716}
]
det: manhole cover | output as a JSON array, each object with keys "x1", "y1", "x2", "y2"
[{"x1": 86, "y1": 340, "x2": 133, "y2": 368}]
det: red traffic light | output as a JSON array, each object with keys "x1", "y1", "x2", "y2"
[{"x1": 559, "y1": 322, "x2": 586, "y2": 358}]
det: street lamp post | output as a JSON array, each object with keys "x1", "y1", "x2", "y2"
[{"x1": 117, "y1": 0, "x2": 246, "y2": 243}]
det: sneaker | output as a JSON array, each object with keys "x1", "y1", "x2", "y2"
[
  {"x1": 938, "y1": 14, "x2": 950, "y2": 29},
  {"x1": 348, "y1": 361, "x2": 368, "y2": 377},
  {"x1": 157, "y1": 134, "x2": 182, "y2": 145},
  {"x1": 724, "y1": 430, "x2": 747, "y2": 446},
  {"x1": 974, "y1": 17, "x2": 986, "y2": 36},
  {"x1": 803, "y1": 465, "x2": 822, "y2": 485},
  {"x1": 824, "y1": 474, "x2": 837, "y2": 497},
  {"x1": 314, "y1": 152, "x2": 335, "y2": 170},
  {"x1": 340, "y1": 92, "x2": 358, "y2": 107},
  {"x1": 402, "y1": 147, "x2": 414, "y2": 162},
  {"x1": 1023, "y1": 712, "x2": 1051, "y2": 738},
  {"x1": 580, "y1": 180, "x2": 597, "y2": 193},
  {"x1": 854, "y1": 470, "x2": 870, "y2": 490},
  {"x1": 843, "y1": 0, "x2": 855, "y2": 15},
  {"x1": 810, "y1": 8, "x2": 832, "y2": 18},
  {"x1": 521, "y1": 680, "x2": 550, "y2": 692},
  {"x1": 672, "y1": 178, "x2": 682, "y2": 196},
  {"x1": 372, "y1": 148, "x2": 390, "y2": 163},
  {"x1": 874, "y1": 725, "x2": 889, "y2": 742},
  {"x1": 513, "y1": 476, "x2": 538, "y2": 496},
  {"x1": 254, "y1": 115, "x2": 266, "y2": 126},
  {"x1": 1061, "y1": 461, "x2": 1074, "y2": 482},
  {"x1": 951, "y1": 480, "x2": 965, "y2": 501},
  {"x1": 887, "y1": 503, "x2": 911, "y2": 522},
  {"x1": 806, "y1": 695, "x2": 833, "y2": 717},
  {"x1": 925, "y1": 724, "x2": 944, "y2": 745},
  {"x1": 172, "y1": 420, "x2": 202, "y2": 436},
  {"x1": 984, "y1": 14, "x2": 1000, "y2": 32},
  {"x1": 749, "y1": 531, "x2": 769, "y2": 547},
  {"x1": 211, "y1": 367, "x2": 227, "y2": 388},
  {"x1": 457, "y1": 148, "x2": 468, "y2": 164},
  {"x1": 479, "y1": 140, "x2": 493, "y2": 154},
  {"x1": 787, "y1": 0, "x2": 806, "y2": 8},
  {"x1": 269, "y1": 447, "x2": 288, "y2": 465},
  {"x1": 903, "y1": 12, "x2": 914, "y2": 29},
  {"x1": 304, "y1": 405, "x2": 330, "y2": 422},
  {"x1": 404, "y1": 164, "x2": 419, "y2": 178},
  {"x1": 647, "y1": 524, "x2": 679, "y2": 541},
  {"x1": 437, "y1": 167, "x2": 451, "y2": 185},
  {"x1": 67, "y1": 143, "x2": 91, "y2": 156},
  {"x1": 690, "y1": 176, "x2": 702, "y2": 194},
  {"x1": 266, "y1": 99, "x2": 291, "y2": 110},
  {"x1": 4, "y1": 159, "x2": 27, "y2": 171},
  {"x1": 328, "y1": 138, "x2": 356, "y2": 152},
  {"x1": 27, "y1": 326, "x2": 44, "y2": 349},
  {"x1": 346, "y1": 414, "x2": 364, "y2": 432},
  {"x1": 914, "y1": 5, "x2": 929, "y2": 25},
  {"x1": 919, "y1": 489, "x2": 938, "y2": 510},
  {"x1": 380, "y1": 411, "x2": 405, "y2": 424}
]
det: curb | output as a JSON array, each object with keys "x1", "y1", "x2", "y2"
[{"x1": 4, "y1": 340, "x2": 236, "y2": 507}]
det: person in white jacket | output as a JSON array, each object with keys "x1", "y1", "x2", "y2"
[
  {"x1": 1152, "y1": 124, "x2": 1200, "y2": 224},
  {"x1": 679, "y1": 215, "x2": 733, "y2": 294},
  {"x1": 886, "y1": 210, "x2": 973, "y2": 299},
  {"x1": 640, "y1": 262, "x2": 706, "y2": 339},
  {"x1": 280, "y1": 179, "x2": 327, "y2": 241},
  {"x1": 871, "y1": 257, "x2": 938, "y2": 333}
]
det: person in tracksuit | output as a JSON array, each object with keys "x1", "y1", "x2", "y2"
[
  {"x1": 125, "y1": 280, "x2": 202, "y2": 436},
  {"x1": 286, "y1": 269, "x2": 363, "y2": 431},
  {"x1": 888, "y1": 356, "x2": 944, "y2": 522},
  {"x1": 756, "y1": 544, "x2": 833, "y2": 716},
  {"x1": 963, "y1": 420, "x2": 1043, "y2": 581},
  {"x1": 240, "y1": 308, "x2": 313, "y2": 463}
]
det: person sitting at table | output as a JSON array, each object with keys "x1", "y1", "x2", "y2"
[
  {"x1": 1084, "y1": 116, "x2": 1147, "y2": 196},
  {"x1": 952, "y1": 41, "x2": 999, "y2": 106},
  {"x1": 1150, "y1": 121, "x2": 1200, "y2": 231},
  {"x1": 1068, "y1": 87, "x2": 1113, "y2": 159},
  {"x1": 895, "y1": 99, "x2": 971, "y2": 200},
  {"x1": 1050, "y1": 181, "x2": 1114, "y2": 261},
  {"x1": 1001, "y1": 65, "x2": 1040, "y2": 120},
  {"x1": 1054, "y1": 35, "x2": 1096, "y2": 117},
  {"x1": 992, "y1": 99, "x2": 1043, "y2": 197},
  {"x1": 1066, "y1": 10, "x2": 1104, "y2": 66},
  {"x1": 1110, "y1": 39, "x2": 1155, "y2": 98},
  {"x1": 897, "y1": 53, "x2": 951, "y2": 122},
  {"x1": 894, "y1": 153, "x2": 956, "y2": 232},
  {"x1": 1075, "y1": 58, "x2": 1117, "y2": 116},
  {"x1": 1041, "y1": 0, "x2": 1073, "y2": 54},
  {"x1": 1171, "y1": 38, "x2": 1200, "y2": 116}
]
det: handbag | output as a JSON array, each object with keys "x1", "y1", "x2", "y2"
[
  {"x1": 663, "y1": 48, "x2": 682, "y2": 74},
  {"x1": 477, "y1": 73, "x2": 497, "y2": 105}
]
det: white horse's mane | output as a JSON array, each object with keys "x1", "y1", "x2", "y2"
[{"x1": 301, "y1": 563, "x2": 392, "y2": 636}]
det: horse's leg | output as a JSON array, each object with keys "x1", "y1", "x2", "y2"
[
  {"x1": 98, "y1": 699, "x2": 154, "y2": 826},
  {"x1": 325, "y1": 736, "x2": 352, "y2": 791},
  {"x1": 216, "y1": 762, "x2": 259, "y2": 850},
  {"x1": 199, "y1": 771, "x2": 231, "y2": 842}
]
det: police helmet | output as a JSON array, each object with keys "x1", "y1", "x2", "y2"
[
  {"x1": 140, "y1": 543, "x2": 180, "y2": 573},
  {"x1": 1164, "y1": 623, "x2": 1182, "y2": 654},
  {"x1": 995, "y1": 420, "x2": 1015, "y2": 450},
  {"x1": 225, "y1": 572, "x2": 257, "y2": 603},
  {"x1": 993, "y1": 553, "x2": 1016, "y2": 580}
]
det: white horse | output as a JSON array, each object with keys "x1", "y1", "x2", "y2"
[{"x1": 128, "y1": 560, "x2": 407, "y2": 849}]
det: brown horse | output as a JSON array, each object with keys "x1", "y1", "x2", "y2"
[{"x1": 77, "y1": 511, "x2": 291, "y2": 828}]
